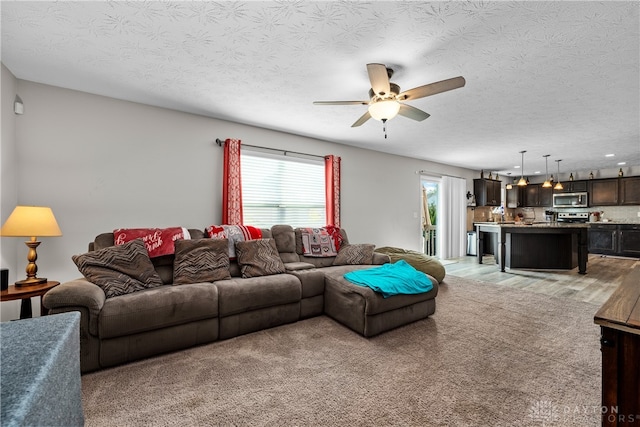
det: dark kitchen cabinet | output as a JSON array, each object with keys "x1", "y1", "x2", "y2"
[
  {"x1": 590, "y1": 179, "x2": 619, "y2": 206},
  {"x1": 620, "y1": 177, "x2": 640, "y2": 205},
  {"x1": 554, "y1": 180, "x2": 588, "y2": 193},
  {"x1": 589, "y1": 224, "x2": 618, "y2": 255},
  {"x1": 589, "y1": 224, "x2": 640, "y2": 258},
  {"x1": 473, "y1": 179, "x2": 501, "y2": 206},
  {"x1": 523, "y1": 184, "x2": 553, "y2": 207},
  {"x1": 506, "y1": 186, "x2": 524, "y2": 208},
  {"x1": 619, "y1": 225, "x2": 640, "y2": 257},
  {"x1": 539, "y1": 186, "x2": 553, "y2": 206}
]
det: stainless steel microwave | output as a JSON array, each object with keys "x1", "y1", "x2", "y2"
[{"x1": 552, "y1": 192, "x2": 588, "y2": 208}]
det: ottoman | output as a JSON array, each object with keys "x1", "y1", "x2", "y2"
[
  {"x1": 1, "y1": 312, "x2": 84, "y2": 427},
  {"x1": 323, "y1": 267, "x2": 438, "y2": 337}
]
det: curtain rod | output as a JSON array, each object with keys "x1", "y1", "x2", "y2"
[
  {"x1": 215, "y1": 138, "x2": 326, "y2": 160},
  {"x1": 417, "y1": 170, "x2": 467, "y2": 180}
]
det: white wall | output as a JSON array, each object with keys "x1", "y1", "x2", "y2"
[
  {"x1": 1, "y1": 65, "x2": 20, "y2": 320},
  {"x1": 1, "y1": 77, "x2": 476, "y2": 321}
]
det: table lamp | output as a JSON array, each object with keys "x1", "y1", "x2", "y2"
[{"x1": 0, "y1": 206, "x2": 62, "y2": 287}]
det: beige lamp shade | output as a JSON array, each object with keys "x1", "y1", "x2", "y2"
[
  {"x1": 1, "y1": 206, "x2": 62, "y2": 286},
  {"x1": 1, "y1": 206, "x2": 62, "y2": 237}
]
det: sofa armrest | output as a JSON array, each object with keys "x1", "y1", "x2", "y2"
[
  {"x1": 43, "y1": 278, "x2": 105, "y2": 337},
  {"x1": 372, "y1": 252, "x2": 391, "y2": 265}
]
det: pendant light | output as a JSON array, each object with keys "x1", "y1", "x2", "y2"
[
  {"x1": 542, "y1": 155, "x2": 552, "y2": 188},
  {"x1": 517, "y1": 150, "x2": 527, "y2": 186},
  {"x1": 505, "y1": 172, "x2": 513, "y2": 190},
  {"x1": 554, "y1": 160, "x2": 564, "y2": 190}
]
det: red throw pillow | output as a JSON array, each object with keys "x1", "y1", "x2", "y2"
[{"x1": 113, "y1": 227, "x2": 190, "y2": 258}]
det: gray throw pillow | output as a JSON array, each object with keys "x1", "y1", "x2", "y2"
[
  {"x1": 173, "y1": 238, "x2": 231, "y2": 284},
  {"x1": 72, "y1": 239, "x2": 164, "y2": 298},
  {"x1": 235, "y1": 238, "x2": 286, "y2": 278},
  {"x1": 333, "y1": 243, "x2": 376, "y2": 265}
]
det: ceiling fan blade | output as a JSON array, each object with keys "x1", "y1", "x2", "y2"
[
  {"x1": 351, "y1": 111, "x2": 371, "y2": 127},
  {"x1": 367, "y1": 63, "x2": 391, "y2": 96},
  {"x1": 313, "y1": 100, "x2": 369, "y2": 105},
  {"x1": 398, "y1": 103, "x2": 430, "y2": 121},
  {"x1": 398, "y1": 76, "x2": 466, "y2": 101}
]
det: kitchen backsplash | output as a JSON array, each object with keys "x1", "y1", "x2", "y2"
[
  {"x1": 467, "y1": 205, "x2": 640, "y2": 230},
  {"x1": 518, "y1": 205, "x2": 640, "y2": 223}
]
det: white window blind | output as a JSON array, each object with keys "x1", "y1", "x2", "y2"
[{"x1": 241, "y1": 151, "x2": 326, "y2": 228}]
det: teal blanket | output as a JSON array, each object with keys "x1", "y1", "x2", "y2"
[{"x1": 343, "y1": 260, "x2": 433, "y2": 298}]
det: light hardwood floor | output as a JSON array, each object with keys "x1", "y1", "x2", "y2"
[{"x1": 443, "y1": 254, "x2": 639, "y2": 306}]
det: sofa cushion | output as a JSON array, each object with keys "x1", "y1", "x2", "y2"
[
  {"x1": 271, "y1": 225, "x2": 299, "y2": 263},
  {"x1": 72, "y1": 239, "x2": 164, "y2": 298},
  {"x1": 173, "y1": 238, "x2": 231, "y2": 284},
  {"x1": 374, "y1": 246, "x2": 446, "y2": 283},
  {"x1": 98, "y1": 283, "x2": 219, "y2": 339},
  {"x1": 215, "y1": 274, "x2": 301, "y2": 317},
  {"x1": 333, "y1": 243, "x2": 376, "y2": 266},
  {"x1": 287, "y1": 269, "x2": 326, "y2": 298},
  {"x1": 235, "y1": 239, "x2": 286, "y2": 278}
]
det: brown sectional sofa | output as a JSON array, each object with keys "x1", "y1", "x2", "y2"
[{"x1": 44, "y1": 225, "x2": 439, "y2": 373}]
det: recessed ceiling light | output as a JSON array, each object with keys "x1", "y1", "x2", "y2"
[
  {"x1": 605, "y1": 154, "x2": 615, "y2": 157},
  {"x1": 535, "y1": 171, "x2": 541, "y2": 174},
  {"x1": 514, "y1": 165, "x2": 520, "y2": 169},
  {"x1": 618, "y1": 162, "x2": 626, "y2": 165}
]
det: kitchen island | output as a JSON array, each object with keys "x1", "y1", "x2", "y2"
[{"x1": 475, "y1": 222, "x2": 589, "y2": 274}]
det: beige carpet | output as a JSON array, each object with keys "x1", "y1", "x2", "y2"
[{"x1": 82, "y1": 276, "x2": 601, "y2": 426}]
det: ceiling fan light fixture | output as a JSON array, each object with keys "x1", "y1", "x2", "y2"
[{"x1": 368, "y1": 100, "x2": 400, "y2": 121}]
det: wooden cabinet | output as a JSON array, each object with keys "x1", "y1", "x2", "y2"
[
  {"x1": 523, "y1": 183, "x2": 553, "y2": 207},
  {"x1": 473, "y1": 179, "x2": 501, "y2": 206},
  {"x1": 620, "y1": 177, "x2": 640, "y2": 205},
  {"x1": 554, "y1": 180, "x2": 588, "y2": 193},
  {"x1": 539, "y1": 185, "x2": 553, "y2": 206},
  {"x1": 594, "y1": 266, "x2": 640, "y2": 427},
  {"x1": 506, "y1": 186, "x2": 523, "y2": 208},
  {"x1": 589, "y1": 224, "x2": 618, "y2": 255},
  {"x1": 589, "y1": 224, "x2": 640, "y2": 258},
  {"x1": 590, "y1": 179, "x2": 619, "y2": 206},
  {"x1": 619, "y1": 225, "x2": 640, "y2": 257}
]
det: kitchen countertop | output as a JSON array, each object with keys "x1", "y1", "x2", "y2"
[
  {"x1": 588, "y1": 222, "x2": 640, "y2": 226},
  {"x1": 474, "y1": 222, "x2": 590, "y2": 228}
]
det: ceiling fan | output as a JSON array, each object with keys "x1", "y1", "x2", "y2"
[{"x1": 313, "y1": 63, "x2": 465, "y2": 136}]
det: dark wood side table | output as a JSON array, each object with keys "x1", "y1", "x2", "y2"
[
  {"x1": 594, "y1": 265, "x2": 640, "y2": 426},
  {"x1": 0, "y1": 281, "x2": 60, "y2": 319}
]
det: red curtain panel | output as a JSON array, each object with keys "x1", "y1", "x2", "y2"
[
  {"x1": 222, "y1": 138, "x2": 243, "y2": 225},
  {"x1": 325, "y1": 155, "x2": 341, "y2": 228}
]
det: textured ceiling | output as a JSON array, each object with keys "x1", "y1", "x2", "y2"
[{"x1": 2, "y1": 1, "x2": 639, "y2": 179}]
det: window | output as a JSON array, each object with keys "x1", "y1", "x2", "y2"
[{"x1": 241, "y1": 151, "x2": 326, "y2": 228}]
